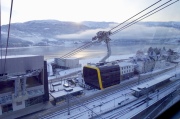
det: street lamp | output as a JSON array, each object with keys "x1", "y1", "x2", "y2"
[
  {"x1": 156, "y1": 89, "x2": 159, "y2": 100},
  {"x1": 100, "y1": 102, "x2": 103, "y2": 112},
  {"x1": 91, "y1": 105, "x2": 95, "y2": 117},
  {"x1": 146, "y1": 84, "x2": 149, "y2": 107},
  {"x1": 67, "y1": 92, "x2": 70, "y2": 115},
  {"x1": 138, "y1": 71, "x2": 140, "y2": 85},
  {"x1": 114, "y1": 97, "x2": 115, "y2": 107}
]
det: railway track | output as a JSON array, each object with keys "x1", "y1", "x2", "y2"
[
  {"x1": 99, "y1": 79, "x2": 180, "y2": 119},
  {"x1": 39, "y1": 68, "x2": 175, "y2": 119},
  {"x1": 24, "y1": 66, "x2": 175, "y2": 119}
]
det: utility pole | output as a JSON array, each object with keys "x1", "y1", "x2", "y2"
[
  {"x1": 114, "y1": 97, "x2": 115, "y2": 107},
  {"x1": 138, "y1": 72, "x2": 140, "y2": 85},
  {"x1": 67, "y1": 92, "x2": 70, "y2": 115},
  {"x1": 146, "y1": 84, "x2": 149, "y2": 107},
  {"x1": 157, "y1": 89, "x2": 159, "y2": 100}
]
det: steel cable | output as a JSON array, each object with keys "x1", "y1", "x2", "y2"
[
  {"x1": 3, "y1": 0, "x2": 13, "y2": 75},
  {"x1": 60, "y1": 41, "x2": 93, "y2": 58},
  {"x1": 111, "y1": 0, "x2": 178, "y2": 35},
  {"x1": 61, "y1": 41, "x2": 98, "y2": 59},
  {"x1": 60, "y1": 0, "x2": 179, "y2": 59},
  {"x1": 109, "y1": 0, "x2": 162, "y2": 32}
]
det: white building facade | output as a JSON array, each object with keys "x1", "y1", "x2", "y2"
[{"x1": 118, "y1": 62, "x2": 134, "y2": 80}]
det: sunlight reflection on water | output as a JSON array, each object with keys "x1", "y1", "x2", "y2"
[{"x1": 3, "y1": 44, "x2": 179, "y2": 60}]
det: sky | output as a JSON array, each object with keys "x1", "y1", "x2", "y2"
[{"x1": 1, "y1": 0, "x2": 180, "y2": 25}]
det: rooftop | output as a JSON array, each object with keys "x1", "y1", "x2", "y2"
[{"x1": 0, "y1": 55, "x2": 42, "y2": 59}]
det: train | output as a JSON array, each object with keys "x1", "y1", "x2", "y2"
[{"x1": 83, "y1": 62, "x2": 134, "y2": 90}]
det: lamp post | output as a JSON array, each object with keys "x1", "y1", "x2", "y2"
[
  {"x1": 114, "y1": 97, "x2": 115, "y2": 107},
  {"x1": 156, "y1": 89, "x2": 159, "y2": 100},
  {"x1": 67, "y1": 92, "x2": 70, "y2": 115},
  {"x1": 138, "y1": 71, "x2": 140, "y2": 85},
  {"x1": 100, "y1": 102, "x2": 103, "y2": 112},
  {"x1": 91, "y1": 105, "x2": 95, "y2": 117},
  {"x1": 146, "y1": 84, "x2": 149, "y2": 107}
]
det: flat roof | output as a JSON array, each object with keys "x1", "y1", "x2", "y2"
[
  {"x1": 50, "y1": 87, "x2": 83, "y2": 98},
  {"x1": 0, "y1": 55, "x2": 42, "y2": 59},
  {"x1": 118, "y1": 62, "x2": 134, "y2": 67},
  {"x1": 131, "y1": 74, "x2": 173, "y2": 92}
]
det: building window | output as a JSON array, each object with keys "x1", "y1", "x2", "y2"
[
  {"x1": 2, "y1": 104, "x2": 13, "y2": 113},
  {"x1": 25, "y1": 96, "x2": 43, "y2": 107},
  {"x1": 16, "y1": 101, "x2": 22, "y2": 106}
]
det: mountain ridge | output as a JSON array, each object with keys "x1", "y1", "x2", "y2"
[{"x1": 1, "y1": 20, "x2": 180, "y2": 47}]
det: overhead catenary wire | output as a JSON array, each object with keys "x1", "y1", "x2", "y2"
[
  {"x1": 111, "y1": 0, "x2": 176, "y2": 35},
  {"x1": 109, "y1": 0, "x2": 162, "y2": 32},
  {"x1": 3, "y1": 0, "x2": 13, "y2": 75}
]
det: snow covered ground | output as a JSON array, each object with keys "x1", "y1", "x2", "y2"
[
  {"x1": 41, "y1": 64, "x2": 180, "y2": 119},
  {"x1": 47, "y1": 54, "x2": 134, "y2": 80}
]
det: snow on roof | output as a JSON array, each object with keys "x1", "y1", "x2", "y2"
[
  {"x1": 131, "y1": 74, "x2": 174, "y2": 91},
  {"x1": 50, "y1": 87, "x2": 83, "y2": 98},
  {"x1": 1, "y1": 55, "x2": 42, "y2": 59},
  {"x1": 54, "y1": 57, "x2": 79, "y2": 60},
  {"x1": 118, "y1": 62, "x2": 134, "y2": 67}
]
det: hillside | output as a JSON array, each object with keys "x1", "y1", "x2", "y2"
[{"x1": 1, "y1": 20, "x2": 180, "y2": 47}]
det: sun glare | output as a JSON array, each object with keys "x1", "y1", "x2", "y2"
[{"x1": 73, "y1": 20, "x2": 83, "y2": 24}]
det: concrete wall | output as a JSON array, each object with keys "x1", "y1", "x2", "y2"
[
  {"x1": 12, "y1": 100, "x2": 25, "y2": 111},
  {"x1": 54, "y1": 58, "x2": 81, "y2": 68},
  {"x1": 0, "y1": 106, "x2": 2, "y2": 115},
  {"x1": 0, "y1": 55, "x2": 44, "y2": 75}
]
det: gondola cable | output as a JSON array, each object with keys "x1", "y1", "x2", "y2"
[
  {"x1": 60, "y1": 0, "x2": 162, "y2": 59},
  {"x1": 3, "y1": 0, "x2": 13, "y2": 75},
  {"x1": 61, "y1": 0, "x2": 172, "y2": 58},
  {"x1": 111, "y1": 0, "x2": 176, "y2": 35},
  {"x1": 0, "y1": 0, "x2": 2, "y2": 72},
  {"x1": 60, "y1": 0, "x2": 179, "y2": 59},
  {"x1": 60, "y1": 41, "x2": 93, "y2": 58},
  {"x1": 61, "y1": 41, "x2": 98, "y2": 59},
  {"x1": 109, "y1": 0, "x2": 162, "y2": 32}
]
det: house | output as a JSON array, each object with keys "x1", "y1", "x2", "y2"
[{"x1": 118, "y1": 62, "x2": 134, "y2": 80}]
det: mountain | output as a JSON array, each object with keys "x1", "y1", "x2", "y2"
[
  {"x1": 81, "y1": 21, "x2": 116, "y2": 28},
  {"x1": 1, "y1": 20, "x2": 180, "y2": 47},
  {"x1": 140, "y1": 21, "x2": 180, "y2": 30},
  {"x1": 1, "y1": 20, "x2": 114, "y2": 47},
  {"x1": 2, "y1": 20, "x2": 90, "y2": 42}
]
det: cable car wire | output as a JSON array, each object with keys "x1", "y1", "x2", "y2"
[
  {"x1": 60, "y1": 41, "x2": 93, "y2": 58},
  {"x1": 111, "y1": 0, "x2": 177, "y2": 35},
  {"x1": 60, "y1": 0, "x2": 163, "y2": 59},
  {"x1": 3, "y1": 0, "x2": 13, "y2": 75},
  {"x1": 61, "y1": 41, "x2": 98, "y2": 58},
  {"x1": 60, "y1": 0, "x2": 179, "y2": 58},
  {"x1": 109, "y1": 0, "x2": 162, "y2": 32},
  {"x1": 0, "y1": 0, "x2": 2, "y2": 70}
]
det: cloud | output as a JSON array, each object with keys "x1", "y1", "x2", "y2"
[
  {"x1": 56, "y1": 28, "x2": 109, "y2": 40},
  {"x1": 56, "y1": 24, "x2": 180, "y2": 41},
  {"x1": 113, "y1": 24, "x2": 180, "y2": 41}
]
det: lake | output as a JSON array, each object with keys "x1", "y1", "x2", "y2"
[{"x1": 2, "y1": 43, "x2": 179, "y2": 60}]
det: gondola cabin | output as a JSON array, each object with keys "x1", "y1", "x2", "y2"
[{"x1": 83, "y1": 64, "x2": 120, "y2": 90}]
